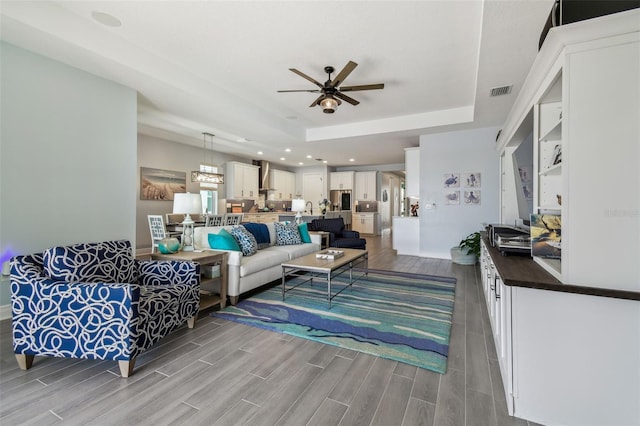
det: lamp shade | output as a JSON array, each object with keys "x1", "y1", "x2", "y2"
[
  {"x1": 292, "y1": 198, "x2": 306, "y2": 213},
  {"x1": 173, "y1": 192, "x2": 202, "y2": 215}
]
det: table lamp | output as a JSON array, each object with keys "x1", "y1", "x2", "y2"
[
  {"x1": 292, "y1": 198, "x2": 306, "y2": 225},
  {"x1": 173, "y1": 192, "x2": 203, "y2": 251}
]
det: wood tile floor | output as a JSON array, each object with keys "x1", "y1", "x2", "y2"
[{"x1": 0, "y1": 232, "x2": 542, "y2": 425}]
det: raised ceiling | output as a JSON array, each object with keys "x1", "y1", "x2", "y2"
[{"x1": 0, "y1": 0, "x2": 554, "y2": 167}]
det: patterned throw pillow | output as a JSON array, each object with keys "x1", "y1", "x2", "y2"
[
  {"x1": 230, "y1": 225, "x2": 258, "y2": 256},
  {"x1": 274, "y1": 222, "x2": 302, "y2": 246}
]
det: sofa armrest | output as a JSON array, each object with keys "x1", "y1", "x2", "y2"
[
  {"x1": 341, "y1": 230, "x2": 361, "y2": 239},
  {"x1": 11, "y1": 278, "x2": 139, "y2": 359},
  {"x1": 136, "y1": 260, "x2": 199, "y2": 287}
]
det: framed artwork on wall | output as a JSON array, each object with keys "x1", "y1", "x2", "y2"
[
  {"x1": 445, "y1": 191, "x2": 460, "y2": 205},
  {"x1": 464, "y1": 190, "x2": 481, "y2": 205},
  {"x1": 444, "y1": 173, "x2": 460, "y2": 188},
  {"x1": 140, "y1": 167, "x2": 186, "y2": 201},
  {"x1": 462, "y1": 172, "x2": 481, "y2": 188}
]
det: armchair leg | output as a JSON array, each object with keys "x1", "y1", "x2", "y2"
[
  {"x1": 119, "y1": 359, "x2": 136, "y2": 378},
  {"x1": 230, "y1": 296, "x2": 239, "y2": 305},
  {"x1": 187, "y1": 316, "x2": 196, "y2": 329},
  {"x1": 15, "y1": 354, "x2": 34, "y2": 370}
]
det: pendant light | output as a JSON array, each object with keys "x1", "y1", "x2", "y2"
[{"x1": 191, "y1": 132, "x2": 225, "y2": 183}]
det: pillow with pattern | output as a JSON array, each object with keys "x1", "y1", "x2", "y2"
[
  {"x1": 274, "y1": 221, "x2": 302, "y2": 246},
  {"x1": 230, "y1": 225, "x2": 258, "y2": 256}
]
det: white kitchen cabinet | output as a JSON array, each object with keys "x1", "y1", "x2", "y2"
[
  {"x1": 225, "y1": 161, "x2": 259, "y2": 199},
  {"x1": 355, "y1": 171, "x2": 377, "y2": 201},
  {"x1": 352, "y1": 212, "x2": 379, "y2": 235},
  {"x1": 330, "y1": 171, "x2": 354, "y2": 190},
  {"x1": 404, "y1": 147, "x2": 420, "y2": 198},
  {"x1": 269, "y1": 169, "x2": 295, "y2": 200}
]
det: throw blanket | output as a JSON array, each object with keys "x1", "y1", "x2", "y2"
[{"x1": 242, "y1": 222, "x2": 270, "y2": 244}]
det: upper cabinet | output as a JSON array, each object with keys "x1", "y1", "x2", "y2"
[
  {"x1": 225, "y1": 161, "x2": 259, "y2": 199},
  {"x1": 404, "y1": 147, "x2": 420, "y2": 198},
  {"x1": 355, "y1": 171, "x2": 378, "y2": 201},
  {"x1": 269, "y1": 169, "x2": 296, "y2": 200},
  {"x1": 497, "y1": 10, "x2": 639, "y2": 292},
  {"x1": 330, "y1": 171, "x2": 354, "y2": 190}
]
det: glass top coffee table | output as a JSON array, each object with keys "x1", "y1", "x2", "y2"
[{"x1": 281, "y1": 248, "x2": 368, "y2": 309}]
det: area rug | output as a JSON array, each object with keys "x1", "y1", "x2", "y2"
[{"x1": 212, "y1": 269, "x2": 456, "y2": 374}]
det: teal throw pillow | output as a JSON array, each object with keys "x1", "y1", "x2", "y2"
[
  {"x1": 208, "y1": 229, "x2": 241, "y2": 251},
  {"x1": 298, "y1": 222, "x2": 312, "y2": 243}
]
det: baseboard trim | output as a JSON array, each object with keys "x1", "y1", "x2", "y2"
[{"x1": 0, "y1": 304, "x2": 11, "y2": 321}]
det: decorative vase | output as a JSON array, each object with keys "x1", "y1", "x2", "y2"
[
  {"x1": 158, "y1": 237, "x2": 181, "y2": 254},
  {"x1": 450, "y1": 247, "x2": 477, "y2": 265}
]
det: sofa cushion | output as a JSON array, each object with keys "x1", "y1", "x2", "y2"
[
  {"x1": 43, "y1": 240, "x2": 136, "y2": 284},
  {"x1": 230, "y1": 226, "x2": 258, "y2": 256},
  {"x1": 274, "y1": 222, "x2": 302, "y2": 246},
  {"x1": 238, "y1": 249, "x2": 290, "y2": 277},
  {"x1": 208, "y1": 229, "x2": 241, "y2": 251},
  {"x1": 310, "y1": 218, "x2": 345, "y2": 235},
  {"x1": 271, "y1": 242, "x2": 320, "y2": 260}
]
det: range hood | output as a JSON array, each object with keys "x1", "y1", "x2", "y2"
[{"x1": 253, "y1": 160, "x2": 276, "y2": 192}]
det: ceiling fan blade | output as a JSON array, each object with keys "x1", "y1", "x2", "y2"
[
  {"x1": 289, "y1": 68, "x2": 324, "y2": 88},
  {"x1": 309, "y1": 95, "x2": 324, "y2": 107},
  {"x1": 277, "y1": 89, "x2": 321, "y2": 93},
  {"x1": 331, "y1": 61, "x2": 358, "y2": 87},
  {"x1": 339, "y1": 83, "x2": 385, "y2": 92},
  {"x1": 335, "y1": 91, "x2": 360, "y2": 106}
]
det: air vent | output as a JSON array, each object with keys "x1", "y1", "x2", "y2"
[{"x1": 489, "y1": 85, "x2": 513, "y2": 97}]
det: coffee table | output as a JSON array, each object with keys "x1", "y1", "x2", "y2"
[{"x1": 281, "y1": 248, "x2": 368, "y2": 308}]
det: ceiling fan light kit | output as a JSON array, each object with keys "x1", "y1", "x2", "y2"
[
  {"x1": 320, "y1": 96, "x2": 339, "y2": 113},
  {"x1": 278, "y1": 61, "x2": 384, "y2": 114}
]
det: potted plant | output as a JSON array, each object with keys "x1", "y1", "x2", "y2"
[{"x1": 450, "y1": 231, "x2": 481, "y2": 265}]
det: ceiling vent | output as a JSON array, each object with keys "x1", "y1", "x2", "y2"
[{"x1": 489, "y1": 85, "x2": 513, "y2": 97}]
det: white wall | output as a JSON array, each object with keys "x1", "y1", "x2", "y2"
[
  {"x1": 419, "y1": 127, "x2": 500, "y2": 258},
  {"x1": 0, "y1": 42, "x2": 137, "y2": 314}
]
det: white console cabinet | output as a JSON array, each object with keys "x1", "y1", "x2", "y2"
[{"x1": 491, "y1": 10, "x2": 640, "y2": 426}]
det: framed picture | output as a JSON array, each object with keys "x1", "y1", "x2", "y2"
[
  {"x1": 444, "y1": 173, "x2": 460, "y2": 188},
  {"x1": 463, "y1": 190, "x2": 481, "y2": 205},
  {"x1": 530, "y1": 214, "x2": 561, "y2": 259},
  {"x1": 462, "y1": 172, "x2": 481, "y2": 188},
  {"x1": 140, "y1": 167, "x2": 186, "y2": 201},
  {"x1": 444, "y1": 191, "x2": 460, "y2": 205}
]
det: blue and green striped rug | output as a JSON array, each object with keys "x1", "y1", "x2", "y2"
[{"x1": 212, "y1": 269, "x2": 456, "y2": 374}]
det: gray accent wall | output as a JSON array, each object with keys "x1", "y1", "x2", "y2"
[
  {"x1": 0, "y1": 42, "x2": 137, "y2": 313},
  {"x1": 419, "y1": 127, "x2": 500, "y2": 258}
]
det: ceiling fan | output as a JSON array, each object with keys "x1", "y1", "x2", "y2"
[{"x1": 277, "y1": 61, "x2": 384, "y2": 114}]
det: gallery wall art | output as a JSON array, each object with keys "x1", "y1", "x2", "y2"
[{"x1": 444, "y1": 172, "x2": 481, "y2": 205}]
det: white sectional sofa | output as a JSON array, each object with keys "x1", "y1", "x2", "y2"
[{"x1": 194, "y1": 223, "x2": 321, "y2": 305}]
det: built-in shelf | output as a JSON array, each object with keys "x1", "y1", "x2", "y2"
[{"x1": 539, "y1": 162, "x2": 562, "y2": 176}]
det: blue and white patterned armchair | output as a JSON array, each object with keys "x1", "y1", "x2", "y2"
[{"x1": 10, "y1": 240, "x2": 200, "y2": 377}]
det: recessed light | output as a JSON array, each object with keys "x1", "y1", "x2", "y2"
[
  {"x1": 280, "y1": 157, "x2": 286, "y2": 161},
  {"x1": 323, "y1": 160, "x2": 328, "y2": 164},
  {"x1": 298, "y1": 162, "x2": 304, "y2": 165},
  {"x1": 306, "y1": 155, "x2": 312, "y2": 159},
  {"x1": 349, "y1": 158, "x2": 355, "y2": 162},
  {"x1": 257, "y1": 151, "x2": 263, "y2": 155},
  {"x1": 91, "y1": 11, "x2": 122, "y2": 27},
  {"x1": 285, "y1": 148, "x2": 291, "y2": 153}
]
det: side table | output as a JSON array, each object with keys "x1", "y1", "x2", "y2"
[
  {"x1": 151, "y1": 250, "x2": 228, "y2": 311},
  {"x1": 309, "y1": 231, "x2": 330, "y2": 249}
]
